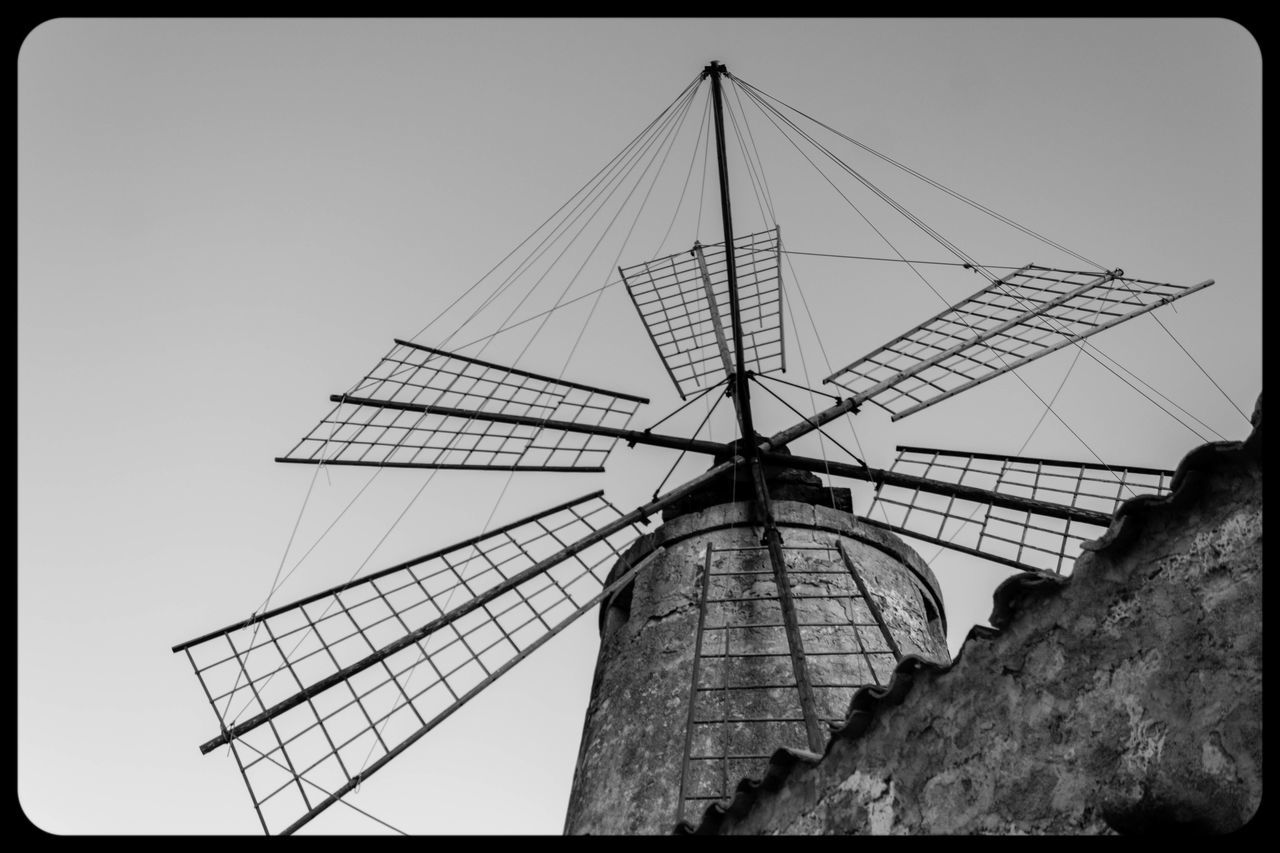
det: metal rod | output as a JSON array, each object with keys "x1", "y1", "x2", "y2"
[
  {"x1": 705, "y1": 59, "x2": 757, "y2": 448},
  {"x1": 273, "y1": 458, "x2": 604, "y2": 473},
  {"x1": 197, "y1": 457, "x2": 745, "y2": 754},
  {"x1": 764, "y1": 451, "x2": 1113, "y2": 527},
  {"x1": 392, "y1": 338, "x2": 649, "y2": 404},
  {"x1": 277, "y1": 546, "x2": 667, "y2": 835},
  {"x1": 323, "y1": 394, "x2": 730, "y2": 457}
]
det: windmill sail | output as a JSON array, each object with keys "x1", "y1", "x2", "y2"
[
  {"x1": 276, "y1": 340, "x2": 648, "y2": 471},
  {"x1": 621, "y1": 227, "x2": 784, "y2": 398},
  {"x1": 825, "y1": 266, "x2": 1213, "y2": 420},
  {"x1": 862, "y1": 446, "x2": 1174, "y2": 574},
  {"x1": 173, "y1": 492, "x2": 652, "y2": 834}
]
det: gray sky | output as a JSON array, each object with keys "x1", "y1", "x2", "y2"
[{"x1": 19, "y1": 18, "x2": 1260, "y2": 835}]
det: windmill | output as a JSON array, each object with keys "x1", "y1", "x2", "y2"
[{"x1": 171, "y1": 60, "x2": 1226, "y2": 835}]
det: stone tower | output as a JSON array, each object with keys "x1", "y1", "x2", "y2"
[{"x1": 564, "y1": 453, "x2": 950, "y2": 834}]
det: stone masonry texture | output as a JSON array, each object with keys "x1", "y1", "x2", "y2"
[
  {"x1": 683, "y1": 393, "x2": 1262, "y2": 836},
  {"x1": 564, "y1": 500, "x2": 949, "y2": 834}
]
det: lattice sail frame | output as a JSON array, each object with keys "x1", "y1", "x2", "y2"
[
  {"x1": 176, "y1": 492, "x2": 648, "y2": 835},
  {"x1": 826, "y1": 266, "x2": 1213, "y2": 420},
  {"x1": 277, "y1": 340, "x2": 647, "y2": 471},
  {"x1": 620, "y1": 227, "x2": 785, "y2": 398},
  {"x1": 866, "y1": 446, "x2": 1174, "y2": 574}
]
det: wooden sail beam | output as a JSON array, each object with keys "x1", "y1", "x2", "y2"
[
  {"x1": 691, "y1": 240, "x2": 738, "y2": 384},
  {"x1": 303, "y1": 393, "x2": 732, "y2": 458},
  {"x1": 759, "y1": 451, "x2": 1114, "y2": 527}
]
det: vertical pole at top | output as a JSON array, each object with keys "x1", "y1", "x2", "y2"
[
  {"x1": 704, "y1": 60, "x2": 826, "y2": 753},
  {"x1": 705, "y1": 60, "x2": 756, "y2": 446}
]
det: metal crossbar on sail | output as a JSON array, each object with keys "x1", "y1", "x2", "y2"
[
  {"x1": 825, "y1": 266, "x2": 1214, "y2": 420},
  {"x1": 864, "y1": 446, "x2": 1174, "y2": 575},
  {"x1": 620, "y1": 227, "x2": 784, "y2": 398},
  {"x1": 276, "y1": 340, "x2": 649, "y2": 471},
  {"x1": 173, "y1": 492, "x2": 649, "y2": 835}
]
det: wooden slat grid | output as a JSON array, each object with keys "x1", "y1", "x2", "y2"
[
  {"x1": 179, "y1": 494, "x2": 643, "y2": 834},
  {"x1": 826, "y1": 266, "x2": 1212, "y2": 420},
  {"x1": 868, "y1": 446, "x2": 1173, "y2": 574},
  {"x1": 621, "y1": 227, "x2": 784, "y2": 397},
  {"x1": 278, "y1": 341, "x2": 646, "y2": 470}
]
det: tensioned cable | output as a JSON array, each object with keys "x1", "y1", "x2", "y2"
[
  {"x1": 644, "y1": 379, "x2": 724, "y2": 433},
  {"x1": 755, "y1": 371, "x2": 840, "y2": 403},
  {"x1": 742, "y1": 83, "x2": 1152, "y2": 494},
  {"x1": 696, "y1": 99, "x2": 713, "y2": 239},
  {"x1": 441, "y1": 246, "x2": 1031, "y2": 353},
  {"x1": 433, "y1": 79, "x2": 703, "y2": 355},
  {"x1": 738, "y1": 83, "x2": 965, "y2": 310},
  {"x1": 352, "y1": 75, "x2": 706, "y2": 778},
  {"x1": 735, "y1": 77, "x2": 1148, "y2": 496},
  {"x1": 232, "y1": 738, "x2": 409, "y2": 836},
  {"x1": 723, "y1": 82, "x2": 775, "y2": 231},
  {"x1": 234, "y1": 82, "x2": 702, "y2": 763},
  {"x1": 720, "y1": 84, "x2": 864, "y2": 506},
  {"x1": 727, "y1": 76, "x2": 780, "y2": 224},
  {"x1": 651, "y1": 388, "x2": 725, "y2": 499},
  {"x1": 741, "y1": 84, "x2": 1002, "y2": 285},
  {"x1": 224, "y1": 77, "x2": 704, "y2": 731},
  {"x1": 444, "y1": 87, "x2": 700, "y2": 353},
  {"x1": 652, "y1": 88, "x2": 712, "y2": 258},
  {"x1": 730, "y1": 73, "x2": 1108, "y2": 273},
  {"x1": 783, "y1": 250, "x2": 1026, "y2": 269},
  {"x1": 738, "y1": 81, "x2": 1217, "y2": 445},
  {"x1": 770, "y1": 267, "x2": 856, "y2": 511},
  {"x1": 751, "y1": 375, "x2": 866, "y2": 469},
  {"x1": 915, "y1": 299, "x2": 1093, "y2": 570},
  {"x1": 726, "y1": 83, "x2": 875, "y2": 486},
  {"x1": 241, "y1": 74, "x2": 703, "y2": 636},
  {"x1": 1147, "y1": 311, "x2": 1251, "y2": 424},
  {"x1": 408, "y1": 73, "x2": 704, "y2": 349}
]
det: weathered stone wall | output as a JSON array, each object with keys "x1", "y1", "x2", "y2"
[
  {"x1": 564, "y1": 501, "x2": 948, "y2": 834},
  {"x1": 684, "y1": 398, "x2": 1262, "y2": 835}
]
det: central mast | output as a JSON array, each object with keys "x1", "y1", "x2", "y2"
[
  {"x1": 703, "y1": 59, "x2": 825, "y2": 752},
  {"x1": 705, "y1": 60, "x2": 756, "y2": 444}
]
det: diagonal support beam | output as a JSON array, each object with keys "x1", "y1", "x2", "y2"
[
  {"x1": 303, "y1": 394, "x2": 732, "y2": 458},
  {"x1": 824, "y1": 269, "x2": 1117, "y2": 393},
  {"x1": 761, "y1": 451, "x2": 1113, "y2": 527},
  {"x1": 691, "y1": 240, "x2": 738, "y2": 384}
]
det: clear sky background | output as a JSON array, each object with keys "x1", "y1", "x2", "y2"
[{"x1": 19, "y1": 18, "x2": 1260, "y2": 835}]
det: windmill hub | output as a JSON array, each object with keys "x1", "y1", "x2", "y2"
[{"x1": 663, "y1": 438, "x2": 853, "y2": 521}]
